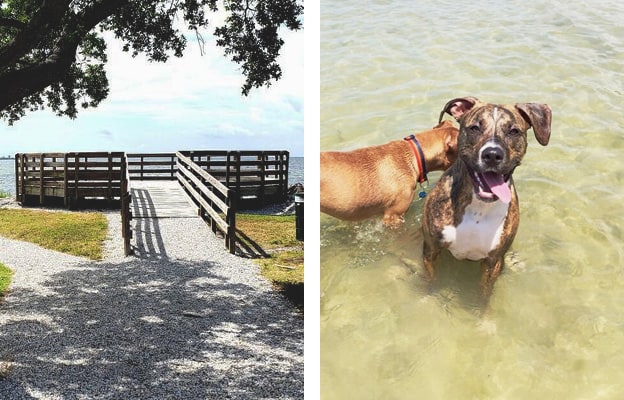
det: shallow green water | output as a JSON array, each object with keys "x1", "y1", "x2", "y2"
[{"x1": 320, "y1": 0, "x2": 624, "y2": 398}]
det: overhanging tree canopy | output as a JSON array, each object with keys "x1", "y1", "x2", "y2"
[{"x1": 0, "y1": 0, "x2": 303, "y2": 124}]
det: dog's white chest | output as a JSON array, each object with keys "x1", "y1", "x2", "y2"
[{"x1": 441, "y1": 195, "x2": 509, "y2": 261}]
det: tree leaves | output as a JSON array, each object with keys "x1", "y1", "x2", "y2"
[{"x1": 0, "y1": 0, "x2": 303, "y2": 123}]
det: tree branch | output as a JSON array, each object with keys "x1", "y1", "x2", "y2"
[
  {"x1": 0, "y1": 0, "x2": 73, "y2": 68},
  {"x1": 0, "y1": 17, "x2": 26, "y2": 30},
  {"x1": 0, "y1": 0, "x2": 131, "y2": 112},
  {"x1": 77, "y1": 0, "x2": 130, "y2": 35},
  {"x1": 0, "y1": 50, "x2": 75, "y2": 112}
]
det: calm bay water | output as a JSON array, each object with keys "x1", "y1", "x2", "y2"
[
  {"x1": 0, "y1": 157, "x2": 304, "y2": 195},
  {"x1": 0, "y1": 159, "x2": 13, "y2": 194},
  {"x1": 321, "y1": 0, "x2": 624, "y2": 398},
  {"x1": 288, "y1": 156, "x2": 304, "y2": 187}
]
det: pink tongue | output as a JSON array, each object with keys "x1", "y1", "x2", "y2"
[{"x1": 483, "y1": 172, "x2": 511, "y2": 204}]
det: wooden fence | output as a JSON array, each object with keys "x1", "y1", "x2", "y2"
[
  {"x1": 179, "y1": 150, "x2": 289, "y2": 207},
  {"x1": 176, "y1": 151, "x2": 236, "y2": 253},
  {"x1": 15, "y1": 152, "x2": 126, "y2": 207},
  {"x1": 127, "y1": 153, "x2": 177, "y2": 181},
  {"x1": 15, "y1": 152, "x2": 133, "y2": 255}
]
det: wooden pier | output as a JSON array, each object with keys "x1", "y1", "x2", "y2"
[
  {"x1": 15, "y1": 150, "x2": 289, "y2": 208},
  {"x1": 14, "y1": 150, "x2": 289, "y2": 255}
]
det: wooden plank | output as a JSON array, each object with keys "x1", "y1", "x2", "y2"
[
  {"x1": 176, "y1": 152, "x2": 230, "y2": 197},
  {"x1": 176, "y1": 168, "x2": 229, "y2": 213},
  {"x1": 67, "y1": 172, "x2": 123, "y2": 180},
  {"x1": 176, "y1": 170, "x2": 229, "y2": 216},
  {"x1": 127, "y1": 160, "x2": 175, "y2": 166},
  {"x1": 19, "y1": 152, "x2": 65, "y2": 158},
  {"x1": 130, "y1": 180, "x2": 197, "y2": 218},
  {"x1": 67, "y1": 161, "x2": 123, "y2": 168},
  {"x1": 22, "y1": 170, "x2": 71, "y2": 179},
  {"x1": 69, "y1": 151, "x2": 124, "y2": 158},
  {"x1": 128, "y1": 175, "x2": 177, "y2": 180},
  {"x1": 127, "y1": 152, "x2": 176, "y2": 158},
  {"x1": 178, "y1": 177, "x2": 229, "y2": 233},
  {"x1": 40, "y1": 161, "x2": 66, "y2": 168}
]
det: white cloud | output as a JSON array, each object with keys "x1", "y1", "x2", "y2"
[{"x1": 97, "y1": 30, "x2": 243, "y2": 111}]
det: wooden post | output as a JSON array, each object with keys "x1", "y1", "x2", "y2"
[
  {"x1": 234, "y1": 151, "x2": 241, "y2": 203},
  {"x1": 227, "y1": 189, "x2": 237, "y2": 254},
  {"x1": 107, "y1": 153, "x2": 113, "y2": 203},
  {"x1": 170, "y1": 154, "x2": 175, "y2": 179},
  {"x1": 259, "y1": 152, "x2": 266, "y2": 206},
  {"x1": 14, "y1": 154, "x2": 18, "y2": 201},
  {"x1": 52, "y1": 155, "x2": 57, "y2": 199},
  {"x1": 39, "y1": 153, "x2": 44, "y2": 205},
  {"x1": 74, "y1": 153, "x2": 80, "y2": 205},
  {"x1": 20, "y1": 154, "x2": 25, "y2": 203},
  {"x1": 225, "y1": 152, "x2": 231, "y2": 187},
  {"x1": 282, "y1": 151, "x2": 289, "y2": 200},
  {"x1": 64, "y1": 153, "x2": 69, "y2": 208}
]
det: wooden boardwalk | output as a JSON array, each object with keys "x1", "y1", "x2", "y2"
[
  {"x1": 13, "y1": 150, "x2": 285, "y2": 254},
  {"x1": 130, "y1": 180, "x2": 198, "y2": 218}
]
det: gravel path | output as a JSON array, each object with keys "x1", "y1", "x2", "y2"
[{"x1": 0, "y1": 210, "x2": 303, "y2": 399}]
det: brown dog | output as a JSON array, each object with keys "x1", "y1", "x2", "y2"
[
  {"x1": 320, "y1": 120, "x2": 459, "y2": 228},
  {"x1": 422, "y1": 97, "x2": 551, "y2": 300}
]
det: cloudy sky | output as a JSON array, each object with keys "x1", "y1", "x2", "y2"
[{"x1": 0, "y1": 19, "x2": 303, "y2": 157}]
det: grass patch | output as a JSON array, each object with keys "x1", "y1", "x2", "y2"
[
  {"x1": 0, "y1": 262, "x2": 13, "y2": 298},
  {"x1": 0, "y1": 209, "x2": 108, "y2": 260},
  {"x1": 0, "y1": 190, "x2": 10, "y2": 199},
  {"x1": 236, "y1": 214, "x2": 301, "y2": 249},
  {"x1": 258, "y1": 250, "x2": 304, "y2": 284},
  {"x1": 237, "y1": 213, "x2": 303, "y2": 310}
]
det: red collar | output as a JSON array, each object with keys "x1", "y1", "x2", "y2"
[{"x1": 404, "y1": 134, "x2": 428, "y2": 183}]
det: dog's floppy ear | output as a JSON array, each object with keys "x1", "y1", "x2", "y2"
[
  {"x1": 515, "y1": 103, "x2": 552, "y2": 146},
  {"x1": 438, "y1": 97, "x2": 480, "y2": 123}
]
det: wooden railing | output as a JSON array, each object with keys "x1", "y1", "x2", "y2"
[
  {"x1": 15, "y1": 152, "x2": 125, "y2": 207},
  {"x1": 120, "y1": 154, "x2": 133, "y2": 256},
  {"x1": 15, "y1": 152, "x2": 66, "y2": 205},
  {"x1": 180, "y1": 150, "x2": 289, "y2": 206},
  {"x1": 176, "y1": 151, "x2": 236, "y2": 254},
  {"x1": 127, "y1": 153, "x2": 177, "y2": 181}
]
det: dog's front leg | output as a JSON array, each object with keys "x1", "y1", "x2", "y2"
[
  {"x1": 422, "y1": 240, "x2": 440, "y2": 282},
  {"x1": 479, "y1": 257, "x2": 504, "y2": 302}
]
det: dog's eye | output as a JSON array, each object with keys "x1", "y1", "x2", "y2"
[
  {"x1": 509, "y1": 127, "x2": 521, "y2": 136},
  {"x1": 469, "y1": 125, "x2": 480, "y2": 133}
]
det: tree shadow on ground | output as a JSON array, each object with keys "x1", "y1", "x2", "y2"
[
  {"x1": 234, "y1": 228, "x2": 304, "y2": 312},
  {"x1": 0, "y1": 215, "x2": 303, "y2": 398}
]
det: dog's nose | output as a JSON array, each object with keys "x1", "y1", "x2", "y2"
[{"x1": 482, "y1": 146, "x2": 504, "y2": 167}]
